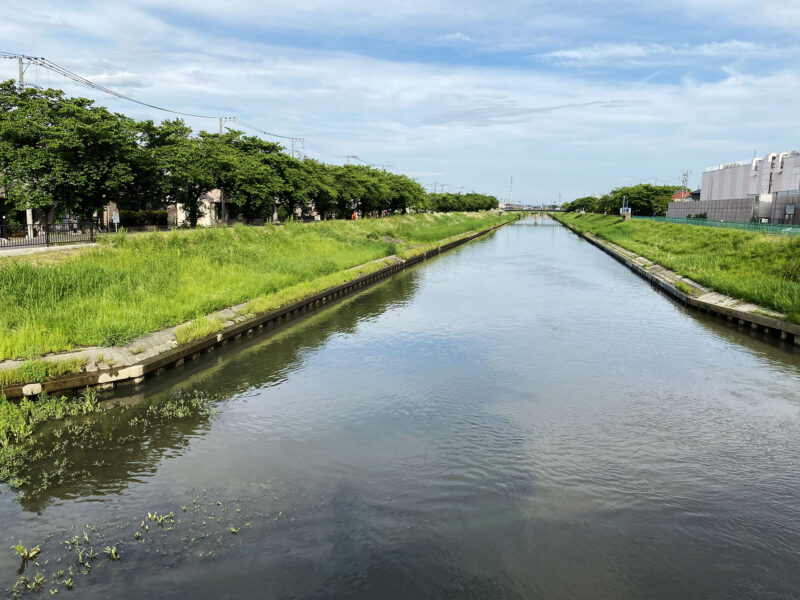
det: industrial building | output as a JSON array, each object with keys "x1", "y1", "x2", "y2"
[{"x1": 667, "y1": 151, "x2": 800, "y2": 224}]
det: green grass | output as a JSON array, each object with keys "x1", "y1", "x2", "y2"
[
  {"x1": 241, "y1": 256, "x2": 398, "y2": 317},
  {"x1": 674, "y1": 280, "x2": 699, "y2": 297},
  {"x1": 0, "y1": 359, "x2": 87, "y2": 388},
  {"x1": 175, "y1": 316, "x2": 226, "y2": 345},
  {"x1": 0, "y1": 213, "x2": 515, "y2": 360},
  {"x1": 553, "y1": 212, "x2": 800, "y2": 322}
]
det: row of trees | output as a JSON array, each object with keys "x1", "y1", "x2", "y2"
[
  {"x1": 562, "y1": 184, "x2": 681, "y2": 216},
  {"x1": 427, "y1": 192, "x2": 498, "y2": 212},
  {"x1": 0, "y1": 82, "x2": 497, "y2": 227}
]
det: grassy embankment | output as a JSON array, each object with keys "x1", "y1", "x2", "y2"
[
  {"x1": 553, "y1": 213, "x2": 800, "y2": 323},
  {"x1": 0, "y1": 212, "x2": 515, "y2": 366}
]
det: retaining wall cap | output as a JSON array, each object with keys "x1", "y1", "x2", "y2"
[{"x1": 97, "y1": 365, "x2": 144, "y2": 384}]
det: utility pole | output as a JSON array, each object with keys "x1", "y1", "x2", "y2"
[
  {"x1": 681, "y1": 170, "x2": 691, "y2": 200},
  {"x1": 346, "y1": 154, "x2": 357, "y2": 165},
  {"x1": 218, "y1": 117, "x2": 234, "y2": 135},
  {"x1": 509, "y1": 177, "x2": 513, "y2": 205},
  {"x1": 18, "y1": 57, "x2": 33, "y2": 237},
  {"x1": 291, "y1": 138, "x2": 295, "y2": 159}
]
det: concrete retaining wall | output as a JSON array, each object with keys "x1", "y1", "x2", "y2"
[{"x1": 2, "y1": 217, "x2": 518, "y2": 400}]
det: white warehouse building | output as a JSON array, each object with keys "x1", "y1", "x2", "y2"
[
  {"x1": 702, "y1": 151, "x2": 800, "y2": 201},
  {"x1": 667, "y1": 150, "x2": 800, "y2": 225}
]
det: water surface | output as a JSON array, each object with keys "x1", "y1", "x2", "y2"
[{"x1": 2, "y1": 217, "x2": 800, "y2": 599}]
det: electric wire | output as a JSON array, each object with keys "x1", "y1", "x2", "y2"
[{"x1": 2, "y1": 52, "x2": 385, "y2": 167}]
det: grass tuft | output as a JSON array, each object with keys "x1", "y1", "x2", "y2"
[{"x1": 175, "y1": 316, "x2": 225, "y2": 345}]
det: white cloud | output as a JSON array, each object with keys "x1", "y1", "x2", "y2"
[
  {"x1": 542, "y1": 40, "x2": 791, "y2": 67},
  {"x1": 89, "y1": 72, "x2": 151, "y2": 88},
  {"x1": 441, "y1": 32, "x2": 477, "y2": 44},
  {"x1": 1, "y1": 0, "x2": 799, "y2": 200}
]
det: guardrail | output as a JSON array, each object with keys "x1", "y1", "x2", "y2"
[
  {"x1": 635, "y1": 216, "x2": 800, "y2": 236},
  {"x1": 0, "y1": 222, "x2": 98, "y2": 248}
]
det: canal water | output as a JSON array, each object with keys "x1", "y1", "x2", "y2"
[{"x1": 2, "y1": 217, "x2": 800, "y2": 598}]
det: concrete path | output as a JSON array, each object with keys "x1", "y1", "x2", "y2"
[{"x1": 0, "y1": 242, "x2": 96, "y2": 258}]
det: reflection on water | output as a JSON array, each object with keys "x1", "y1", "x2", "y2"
[{"x1": 2, "y1": 217, "x2": 800, "y2": 599}]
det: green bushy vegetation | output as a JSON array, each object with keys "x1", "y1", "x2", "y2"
[
  {"x1": 561, "y1": 184, "x2": 680, "y2": 216},
  {"x1": 554, "y1": 213, "x2": 800, "y2": 322},
  {"x1": 0, "y1": 387, "x2": 215, "y2": 500},
  {"x1": 426, "y1": 192, "x2": 499, "y2": 212},
  {"x1": 0, "y1": 213, "x2": 514, "y2": 360}
]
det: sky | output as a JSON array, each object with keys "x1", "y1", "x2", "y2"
[{"x1": 1, "y1": 0, "x2": 799, "y2": 203}]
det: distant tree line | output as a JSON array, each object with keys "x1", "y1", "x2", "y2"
[
  {"x1": 0, "y1": 82, "x2": 498, "y2": 228},
  {"x1": 427, "y1": 192, "x2": 499, "y2": 212},
  {"x1": 561, "y1": 184, "x2": 681, "y2": 216}
]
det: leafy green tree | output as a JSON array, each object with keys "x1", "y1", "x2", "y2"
[
  {"x1": 332, "y1": 165, "x2": 366, "y2": 218},
  {"x1": 0, "y1": 81, "x2": 137, "y2": 219},
  {"x1": 159, "y1": 133, "x2": 213, "y2": 227},
  {"x1": 230, "y1": 152, "x2": 282, "y2": 221},
  {"x1": 564, "y1": 196, "x2": 600, "y2": 212},
  {"x1": 384, "y1": 173, "x2": 426, "y2": 214},
  {"x1": 302, "y1": 159, "x2": 338, "y2": 219}
]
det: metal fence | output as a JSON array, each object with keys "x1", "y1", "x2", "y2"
[
  {"x1": 634, "y1": 216, "x2": 800, "y2": 236},
  {"x1": 0, "y1": 222, "x2": 98, "y2": 248}
]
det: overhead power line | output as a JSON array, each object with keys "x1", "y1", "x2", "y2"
[
  {"x1": 0, "y1": 51, "x2": 384, "y2": 167},
  {"x1": 2, "y1": 52, "x2": 221, "y2": 119},
  {"x1": 229, "y1": 117, "x2": 297, "y2": 141}
]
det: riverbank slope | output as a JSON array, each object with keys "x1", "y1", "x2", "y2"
[
  {"x1": 552, "y1": 213, "x2": 800, "y2": 324},
  {"x1": 0, "y1": 212, "x2": 518, "y2": 395}
]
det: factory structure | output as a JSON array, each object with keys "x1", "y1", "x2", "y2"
[{"x1": 667, "y1": 150, "x2": 800, "y2": 225}]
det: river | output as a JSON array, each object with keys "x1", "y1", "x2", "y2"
[{"x1": 2, "y1": 216, "x2": 800, "y2": 599}]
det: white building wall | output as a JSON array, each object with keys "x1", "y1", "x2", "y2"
[{"x1": 701, "y1": 151, "x2": 800, "y2": 201}]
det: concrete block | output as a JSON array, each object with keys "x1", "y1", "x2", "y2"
[{"x1": 22, "y1": 383, "x2": 42, "y2": 397}]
